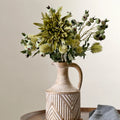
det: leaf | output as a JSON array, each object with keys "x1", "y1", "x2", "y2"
[
  {"x1": 62, "y1": 12, "x2": 72, "y2": 21},
  {"x1": 20, "y1": 39, "x2": 24, "y2": 44},
  {"x1": 21, "y1": 33, "x2": 26, "y2": 36},
  {"x1": 21, "y1": 50, "x2": 26, "y2": 54},
  {"x1": 56, "y1": 7, "x2": 62, "y2": 18},
  {"x1": 57, "y1": 7, "x2": 62, "y2": 14},
  {"x1": 68, "y1": 53, "x2": 74, "y2": 61},
  {"x1": 50, "y1": 51, "x2": 61, "y2": 62},
  {"x1": 45, "y1": 13, "x2": 50, "y2": 19},
  {"x1": 41, "y1": 12, "x2": 45, "y2": 18},
  {"x1": 33, "y1": 23, "x2": 43, "y2": 27},
  {"x1": 54, "y1": 42, "x2": 57, "y2": 50},
  {"x1": 26, "y1": 50, "x2": 32, "y2": 58}
]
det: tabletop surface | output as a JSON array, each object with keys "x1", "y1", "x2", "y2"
[
  {"x1": 20, "y1": 108, "x2": 120, "y2": 120},
  {"x1": 20, "y1": 108, "x2": 96, "y2": 120}
]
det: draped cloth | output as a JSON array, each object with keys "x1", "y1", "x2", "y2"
[{"x1": 89, "y1": 105, "x2": 120, "y2": 120}]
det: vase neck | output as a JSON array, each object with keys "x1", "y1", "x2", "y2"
[{"x1": 54, "y1": 63, "x2": 71, "y2": 85}]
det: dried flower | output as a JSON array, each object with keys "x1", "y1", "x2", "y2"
[
  {"x1": 20, "y1": 7, "x2": 109, "y2": 63},
  {"x1": 91, "y1": 43, "x2": 102, "y2": 53}
]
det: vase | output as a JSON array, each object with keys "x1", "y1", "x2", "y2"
[{"x1": 46, "y1": 62, "x2": 83, "y2": 120}]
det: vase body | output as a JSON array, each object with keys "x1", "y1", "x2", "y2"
[{"x1": 46, "y1": 62, "x2": 83, "y2": 120}]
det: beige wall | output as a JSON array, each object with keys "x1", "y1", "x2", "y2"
[{"x1": 0, "y1": 0, "x2": 120, "y2": 120}]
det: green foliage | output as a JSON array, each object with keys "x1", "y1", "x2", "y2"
[
  {"x1": 20, "y1": 6, "x2": 109, "y2": 63},
  {"x1": 91, "y1": 43, "x2": 102, "y2": 53}
]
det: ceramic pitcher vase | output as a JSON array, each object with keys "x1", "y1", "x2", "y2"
[{"x1": 46, "y1": 62, "x2": 83, "y2": 120}]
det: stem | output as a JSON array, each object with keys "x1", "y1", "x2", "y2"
[
  {"x1": 79, "y1": 24, "x2": 86, "y2": 35},
  {"x1": 87, "y1": 48, "x2": 91, "y2": 51},
  {"x1": 81, "y1": 32, "x2": 95, "y2": 41},
  {"x1": 81, "y1": 26, "x2": 97, "y2": 38},
  {"x1": 80, "y1": 22, "x2": 97, "y2": 38},
  {"x1": 61, "y1": 54, "x2": 65, "y2": 62}
]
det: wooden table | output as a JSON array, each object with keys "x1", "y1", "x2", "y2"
[
  {"x1": 21, "y1": 108, "x2": 120, "y2": 120},
  {"x1": 21, "y1": 108, "x2": 96, "y2": 120}
]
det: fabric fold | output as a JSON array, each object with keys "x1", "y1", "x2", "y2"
[{"x1": 89, "y1": 105, "x2": 120, "y2": 120}]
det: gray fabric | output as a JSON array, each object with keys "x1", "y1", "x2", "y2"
[{"x1": 89, "y1": 105, "x2": 120, "y2": 120}]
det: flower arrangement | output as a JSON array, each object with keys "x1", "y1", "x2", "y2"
[{"x1": 20, "y1": 6, "x2": 109, "y2": 63}]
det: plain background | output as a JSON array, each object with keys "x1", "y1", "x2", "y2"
[{"x1": 0, "y1": 0, "x2": 120, "y2": 120}]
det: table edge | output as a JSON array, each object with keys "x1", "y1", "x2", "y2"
[{"x1": 20, "y1": 108, "x2": 120, "y2": 120}]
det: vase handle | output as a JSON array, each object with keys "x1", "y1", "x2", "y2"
[{"x1": 68, "y1": 63, "x2": 83, "y2": 90}]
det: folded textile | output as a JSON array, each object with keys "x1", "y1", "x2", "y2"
[{"x1": 89, "y1": 105, "x2": 120, "y2": 120}]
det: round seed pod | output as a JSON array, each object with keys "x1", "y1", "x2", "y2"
[
  {"x1": 97, "y1": 25, "x2": 103, "y2": 30},
  {"x1": 96, "y1": 31, "x2": 100, "y2": 35},
  {"x1": 86, "y1": 21, "x2": 91, "y2": 26},
  {"x1": 101, "y1": 21, "x2": 106, "y2": 25},
  {"x1": 89, "y1": 18, "x2": 94, "y2": 23},
  {"x1": 82, "y1": 16, "x2": 87, "y2": 21},
  {"x1": 85, "y1": 10, "x2": 89, "y2": 14},
  {"x1": 71, "y1": 19, "x2": 77, "y2": 25},
  {"x1": 85, "y1": 14, "x2": 89, "y2": 17},
  {"x1": 77, "y1": 22, "x2": 83, "y2": 26},
  {"x1": 93, "y1": 34, "x2": 100, "y2": 40},
  {"x1": 99, "y1": 34, "x2": 106, "y2": 40},
  {"x1": 46, "y1": 5, "x2": 50, "y2": 9},
  {"x1": 105, "y1": 25, "x2": 108, "y2": 28},
  {"x1": 100, "y1": 30, "x2": 105, "y2": 34},
  {"x1": 96, "y1": 18, "x2": 101, "y2": 24}
]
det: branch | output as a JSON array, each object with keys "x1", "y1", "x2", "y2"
[
  {"x1": 81, "y1": 32, "x2": 95, "y2": 41},
  {"x1": 81, "y1": 26, "x2": 97, "y2": 38},
  {"x1": 79, "y1": 24, "x2": 86, "y2": 35}
]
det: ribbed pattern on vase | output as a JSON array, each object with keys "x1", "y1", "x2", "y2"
[{"x1": 46, "y1": 92, "x2": 80, "y2": 120}]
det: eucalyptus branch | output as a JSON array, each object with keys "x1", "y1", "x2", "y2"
[
  {"x1": 20, "y1": 7, "x2": 109, "y2": 63},
  {"x1": 81, "y1": 32, "x2": 95, "y2": 41},
  {"x1": 79, "y1": 24, "x2": 85, "y2": 35},
  {"x1": 80, "y1": 21, "x2": 97, "y2": 38},
  {"x1": 81, "y1": 26, "x2": 97, "y2": 38}
]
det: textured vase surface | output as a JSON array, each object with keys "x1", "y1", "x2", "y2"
[{"x1": 46, "y1": 62, "x2": 83, "y2": 120}]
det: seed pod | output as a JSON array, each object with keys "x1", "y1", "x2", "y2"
[
  {"x1": 105, "y1": 19, "x2": 109, "y2": 22},
  {"x1": 96, "y1": 31, "x2": 100, "y2": 35},
  {"x1": 96, "y1": 18, "x2": 101, "y2": 24},
  {"x1": 28, "y1": 48, "x2": 31, "y2": 50},
  {"x1": 86, "y1": 21, "x2": 91, "y2": 26},
  {"x1": 85, "y1": 10, "x2": 89, "y2": 14},
  {"x1": 85, "y1": 14, "x2": 89, "y2": 17},
  {"x1": 77, "y1": 22, "x2": 83, "y2": 26},
  {"x1": 99, "y1": 34, "x2": 106, "y2": 40},
  {"x1": 26, "y1": 54, "x2": 29, "y2": 58},
  {"x1": 102, "y1": 35, "x2": 106, "y2": 39},
  {"x1": 40, "y1": 53, "x2": 46, "y2": 57},
  {"x1": 89, "y1": 18, "x2": 94, "y2": 23},
  {"x1": 73, "y1": 27, "x2": 77, "y2": 32},
  {"x1": 82, "y1": 16, "x2": 87, "y2": 21},
  {"x1": 100, "y1": 30, "x2": 105, "y2": 34},
  {"x1": 97, "y1": 25, "x2": 103, "y2": 30},
  {"x1": 71, "y1": 19, "x2": 77, "y2": 25},
  {"x1": 101, "y1": 21, "x2": 106, "y2": 25},
  {"x1": 93, "y1": 34, "x2": 99, "y2": 40},
  {"x1": 46, "y1": 5, "x2": 50, "y2": 9},
  {"x1": 105, "y1": 25, "x2": 108, "y2": 28}
]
